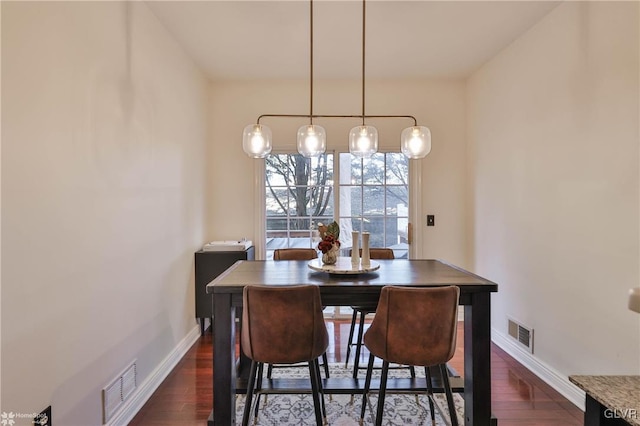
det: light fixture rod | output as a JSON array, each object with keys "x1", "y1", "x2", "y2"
[
  {"x1": 310, "y1": 0, "x2": 314, "y2": 124},
  {"x1": 361, "y1": 0, "x2": 366, "y2": 126},
  {"x1": 257, "y1": 113, "x2": 418, "y2": 126}
]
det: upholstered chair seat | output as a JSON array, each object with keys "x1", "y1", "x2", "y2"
[
  {"x1": 241, "y1": 285, "x2": 329, "y2": 426},
  {"x1": 345, "y1": 248, "x2": 416, "y2": 379},
  {"x1": 361, "y1": 285, "x2": 460, "y2": 426},
  {"x1": 273, "y1": 248, "x2": 318, "y2": 260},
  {"x1": 268, "y1": 248, "x2": 330, "y2": 380}
]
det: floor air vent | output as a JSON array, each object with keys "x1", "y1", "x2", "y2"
[
  {"x1": 508, "y1": 318, "x2": 534, "y2": 353},
  {"x1": 102, "y1": 360, "x2": 137, "y2": 424}
]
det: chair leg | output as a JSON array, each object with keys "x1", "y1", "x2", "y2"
[
  {"x1": 266, "y1": 363, "x2": 273, "y2": 379},
  {"x1": 360, "y1": 352, "x2": 376, "y2": 422},
  {"x1": 374, "y1": 360, "x2": 389, "y2": 426},
  {"x1": 308, "y1": 360, "x2": 324, "y2": 426},
  {"x1": 242, "y1": 361, "x2": 258, "y2": 426},
  {"x1": 321, "y1": 352, "x2": 330, "y2": 378},
  {"x1": 440, "y1": 363, "x2": 459, "y2": 426},
  {"x1": 261, "y1": 361, "x2": 271, "y2": 407},
  {"x1": 345, "y1": 309, "x2": 358, "y2": 368},
  {"x1": 408, "y1": 365, "x2": 417, "y2": 404},
  {"x1": 313, "y1": 358, "x2": 327, "y2": 421},
  {"x1": 424, "y1": 367, "x2": 436, "y2": 426},
  {"x1": 253, "y1": 363, "x2": 264, "y2": 422},
  {"x1": 352, "y1": 310, "x2": 367, "y2": 378}
]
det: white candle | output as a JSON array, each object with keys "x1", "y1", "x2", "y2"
[
  {"x1": 361, "y1": 232, "x2": 370, "y2": 267},
  {"x1": 351, "y1": 231, "x2": 360, "y2": 265}
]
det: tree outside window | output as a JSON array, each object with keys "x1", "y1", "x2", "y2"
[{"x1": 265, "y1": 153, "x2": 334, "y2": 259}]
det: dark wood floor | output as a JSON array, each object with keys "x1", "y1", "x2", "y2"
[{"x1": 130, "y1": 319, "x2": 584, "y2": 425}]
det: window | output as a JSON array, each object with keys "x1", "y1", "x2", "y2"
[
  {"x1": 264, "y1": 152, "x2": 409, "y2": 260},
  {"x1": 338, "y1": 153, "x2": 409, "y2": 259},
  {"x1": 265, "y1": 153, "x2": 334, "y2": 260}
]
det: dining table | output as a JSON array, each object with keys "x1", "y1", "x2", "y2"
[{"x1": 206, "y1": 258, "x2": 499, "y2": 426}]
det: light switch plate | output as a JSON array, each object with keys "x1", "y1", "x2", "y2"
[{"x1": 427, "y1": 215, "x2": 435, "y2": 226}]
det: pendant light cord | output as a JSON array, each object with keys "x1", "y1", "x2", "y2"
[
  {"x1": 361, "y1": 0, "x2": 366, "y2": 126},
  {"x1": 310, "y1": 0, "x2": 314, "y2": 125}
]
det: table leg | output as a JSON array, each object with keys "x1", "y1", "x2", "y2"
[
  {"x1": 212, "y1": 293, "x2": 236, "y2": 426},
  {"x1": 464, "y1": 292, "x2": 493, "y2": 426}
]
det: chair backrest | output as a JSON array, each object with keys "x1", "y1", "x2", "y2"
[
  {"x1": 273, "y1": 248, "x2": 318, "y2": 260},
  {"x1": 364, "y1": 286, "x2": 459, "y2": 367},
  {"x1": 348, "y1": 248, "x2": 395, "y2": 260},
  {"x1": 241, "y1": 285, "x2": 329, "y2": 364}
]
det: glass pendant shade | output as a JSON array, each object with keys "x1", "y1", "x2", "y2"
[
  {"x1": 349, "y1": 125, "x2": 378, "y2": 158},
  {"x1": 297, "y1": 124, "x2": 326, "y2": 158},
  {"x1": 401, "y1": 126, "x2": 432, "y2": 159},
  {"x1": 242, "y1": 124, "x2": 272, "y2": 158}
]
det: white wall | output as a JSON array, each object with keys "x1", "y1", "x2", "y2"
[
  {"x1": 2, "y1": 2, "x2": 208, "y2": 424},
  {"x1": 468, "y1": 0, "x2": 639, "y2": 384},
  {"x1": 208, "y1": 79, "x2": 469, "y2": 266}
]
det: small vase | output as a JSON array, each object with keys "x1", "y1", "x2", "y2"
[{"x1": 322, "y1": 243, "x2": 339, "y2": 265}]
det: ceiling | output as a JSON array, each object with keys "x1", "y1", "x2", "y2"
[{"x1": 146, "y1": 1, "x2": 560, "y2": 81}]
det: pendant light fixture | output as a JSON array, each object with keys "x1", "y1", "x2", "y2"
[
  {"x1": 243, "y1": 0, "x2": 431, "y2": 160},
  {"x1": 349, "y1": 0, "x2": 378, "y2": 159},
  {"x1": 401, "y1": 125, "x2": 431, "y2": 159},
  {"x1": 242, "y1": 123, "x2": 272, "y2": 158}
]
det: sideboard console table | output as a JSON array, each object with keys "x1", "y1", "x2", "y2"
[{"x1": 194, "y1": 246, "x2": 254, "y2": 335}]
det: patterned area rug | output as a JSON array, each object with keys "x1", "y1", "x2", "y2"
[{"x1": 235, "y1": 364, "x2": 464, "y2": 425}]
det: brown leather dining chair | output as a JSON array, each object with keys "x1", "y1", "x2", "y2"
[
  {"x1": 346, "y1": 248, "x2": 413, "y2": 378},
  {"x1": 273, "y1": 248, "x2": 318, "y2": 260},
  {"x1": 269, "y1": 247, "x2": 330, "y2": 380},
  {"x1": 360, "y1": 285, "x2": 461, "y2": 426},
  {"x1": 241, "y1": 285, "x2": 329, "y2": 426}
]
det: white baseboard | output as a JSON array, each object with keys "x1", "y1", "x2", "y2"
[
  {"x1": 491, "y1": 328, "x2": 585, "y2": 411},
  {"x1": 107, "y1": 325, "x2": 201, "y2": 426}
]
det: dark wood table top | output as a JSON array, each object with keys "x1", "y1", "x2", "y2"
[{"x1": 207, "y1": 258, "x2": 498, "y2": 294}]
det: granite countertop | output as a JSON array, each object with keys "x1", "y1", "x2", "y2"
[{"x1": 569, "y1": 375, "x2": 640, "y2": 426}]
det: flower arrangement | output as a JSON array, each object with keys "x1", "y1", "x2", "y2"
[{"x1": 317, "y1": 221, "x2": 340, "y2": 254}]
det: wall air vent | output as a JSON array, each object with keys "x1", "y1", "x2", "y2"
[
  {"x1": 508, "y1": 318, "x2": 534, "y2": 353},
  {"x1": 102, "y1": 360, "x2": 137, "y2": 424}
]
